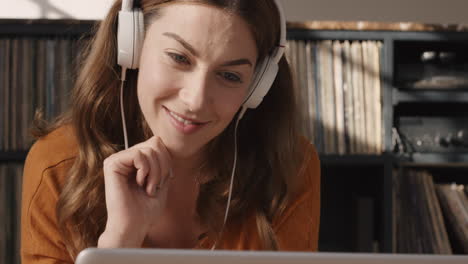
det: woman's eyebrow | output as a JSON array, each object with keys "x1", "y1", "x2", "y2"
[
  {"x1": 220, "y1": 59, "x2": 252, "y2": 67},
  {"x1": 162, "y1": 31, "x2": 253, "y2": 67},
  {"x1": 163, "y1": 32, "x2": 198, "y2": 56}
]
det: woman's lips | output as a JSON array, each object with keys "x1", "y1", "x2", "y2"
[{"x1": 163, "y1": 106, "x2": 208, "y2": 134}]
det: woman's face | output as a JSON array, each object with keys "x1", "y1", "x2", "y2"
[{"x1": 137, "y1": 3, "x2": 258, "y2": 160}]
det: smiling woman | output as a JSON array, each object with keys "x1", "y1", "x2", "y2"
[{"x1": 20, "y1": 0, "x2": 321, "y2": 263}]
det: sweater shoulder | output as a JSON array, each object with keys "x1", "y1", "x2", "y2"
[{"x1": 25, "y1": 124, "x2": 78, "y2": 170}]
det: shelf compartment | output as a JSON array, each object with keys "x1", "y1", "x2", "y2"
[
  {"x1": 398, "y1": 153, "x2": 468, "y2": 166},
  {"x1": 393, "y1": 90, "x2": 468, "y2": 104}
]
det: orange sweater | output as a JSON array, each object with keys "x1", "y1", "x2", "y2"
[{"x1": 21, "y1": 125, "x2": 320, "y2": 264}]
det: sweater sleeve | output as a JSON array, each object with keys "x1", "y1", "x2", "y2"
[
  {"x1": 21, "y1": 150, "x2": 75, "y2": 264},
  {"x1": 274, "y1": 143, "x2": 321, "y2": 251}
]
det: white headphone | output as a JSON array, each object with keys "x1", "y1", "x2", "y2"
[{"x1": 117, "y1": 0, "x2": 286, "y2": 111}]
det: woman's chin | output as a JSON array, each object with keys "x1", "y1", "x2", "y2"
[
  {"x1": 170, "y1": 147, "x2": 197, "y2": 160},
  {"x1": 155, "y1": 128, "x2": 208, "y2": 162},
  {"x1": 163, "y1": 140, "x2": 203, "y2": 161}
]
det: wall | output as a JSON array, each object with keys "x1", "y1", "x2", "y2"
[
  {"x1": 280, "y1": 0, "x2": 468, "y2": 24},
  {"x1": 1, "y1": 0, "x2": 468, "y2": 24}
]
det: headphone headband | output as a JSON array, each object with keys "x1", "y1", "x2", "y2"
[
  {"x1": 272, "y1": 0, "x2": 287, "y2": 64},
  {"x1": 119, "y1": 0, "x2": 286, "y2": 63},
  {"x1": 121, "y1": 0, "x2": 133, "y2": 11}
]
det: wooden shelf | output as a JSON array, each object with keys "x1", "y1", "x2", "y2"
[
  {"x1": 320, "y1": 154, "x2": 392, "y2": 165},
  {"x1": 398, "y1": 152, "x2": 468, "y2": 166},
  {"x1": 0, "y1": 19, "x2": 95, "y2": 36},
  {"x1": 393, "y1": 89, "x2": 468, "y2": 104}
]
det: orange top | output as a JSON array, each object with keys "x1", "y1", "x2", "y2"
[{"x1": 21, "y1": 125, "x2": 321, "y2": 264}]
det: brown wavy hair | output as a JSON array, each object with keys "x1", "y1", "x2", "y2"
[{"x1": 32, "y1": 0, "x2": 304, "y2": 258}]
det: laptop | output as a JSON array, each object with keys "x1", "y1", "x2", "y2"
[{"x1": 75, "y1": 248, "x2": 468, "y2": 264}]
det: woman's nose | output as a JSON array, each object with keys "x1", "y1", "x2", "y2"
[{"x1": 179, "y1": 72, "x2": 212, "y2": 112}]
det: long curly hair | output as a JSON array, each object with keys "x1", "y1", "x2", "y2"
[{"x1": 32, "y1": 0, "x2": 304, "y2": 258}]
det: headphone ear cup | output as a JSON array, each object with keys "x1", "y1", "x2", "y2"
[
  {"x1": 117, "y1": 9, "x2": 144, "y2": 69},
  {"x1": 243, "y1": 56, "x2": 279, "y2": 109}
]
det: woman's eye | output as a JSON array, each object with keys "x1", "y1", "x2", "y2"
[
  {"x1": 168, "y1": 52, "x2": 190, "y2": 65},
  {"x1": 219, "y1": 72, "x2": 242, "y2": 83}
]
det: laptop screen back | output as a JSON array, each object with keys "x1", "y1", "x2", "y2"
[{"x1": 75, "y1": 248, "x2": 468, "y2": 264}]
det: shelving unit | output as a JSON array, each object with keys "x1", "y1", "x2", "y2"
[
  {"x1": 288, "y1": 25, "x2": 468, "y2": 254},
  {"x1": 1, "y1": 19, "x2": 468, "y2": 264},
  {"x1": 0, "y1": 19, "x2": 94, "y2": 264}
]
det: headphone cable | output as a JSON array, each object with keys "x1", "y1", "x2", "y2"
[
  {"x1": 211, "y1": 106, "x2": 247, "y2": 250},
  {"x1": 120, "y1": 67, "x2": 129, "y2": 150}
]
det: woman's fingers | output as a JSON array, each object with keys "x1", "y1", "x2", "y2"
[
  {"x1": 143, "y1": 137, "x2": 173, "y2": 196},
  {"x1": 134, "y1": 136, "x2": 173, "y2": 197},
  {"x1": 134, "y1": 149, "x2": 151, "y2": 188},
  {"x1": 104, "y1": 136, "x2": 173, "y2": 197},
  {"x1": 104, "y1": 149, "x2": 146, "y2": 178},
  {"x1": 141, "y1": 147, "x2": 161, "y2": 197}
]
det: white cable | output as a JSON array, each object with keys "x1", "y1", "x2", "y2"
[
  {"x1": 211, "y1": 106, "x2": 247, "y2": 250},
  {"x1": 120, "y1": 67, "x2": 129, "y2": 150}
]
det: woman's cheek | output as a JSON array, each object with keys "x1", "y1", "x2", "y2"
[{"x1": 139, "y1": 65, "x2": 181, "y2": 101}]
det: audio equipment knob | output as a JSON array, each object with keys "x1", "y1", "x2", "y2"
[{"x1": 438, "y1": 136, "x2": 450, "y2": 147}]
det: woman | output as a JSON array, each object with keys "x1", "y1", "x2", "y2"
[{"x1": 21, "y1": 0, "x2": 320, "y2": 263}]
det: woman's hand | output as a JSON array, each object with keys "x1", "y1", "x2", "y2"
[{"x1": 98, "y1": 136, "x2": 173, "y2": 248}]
